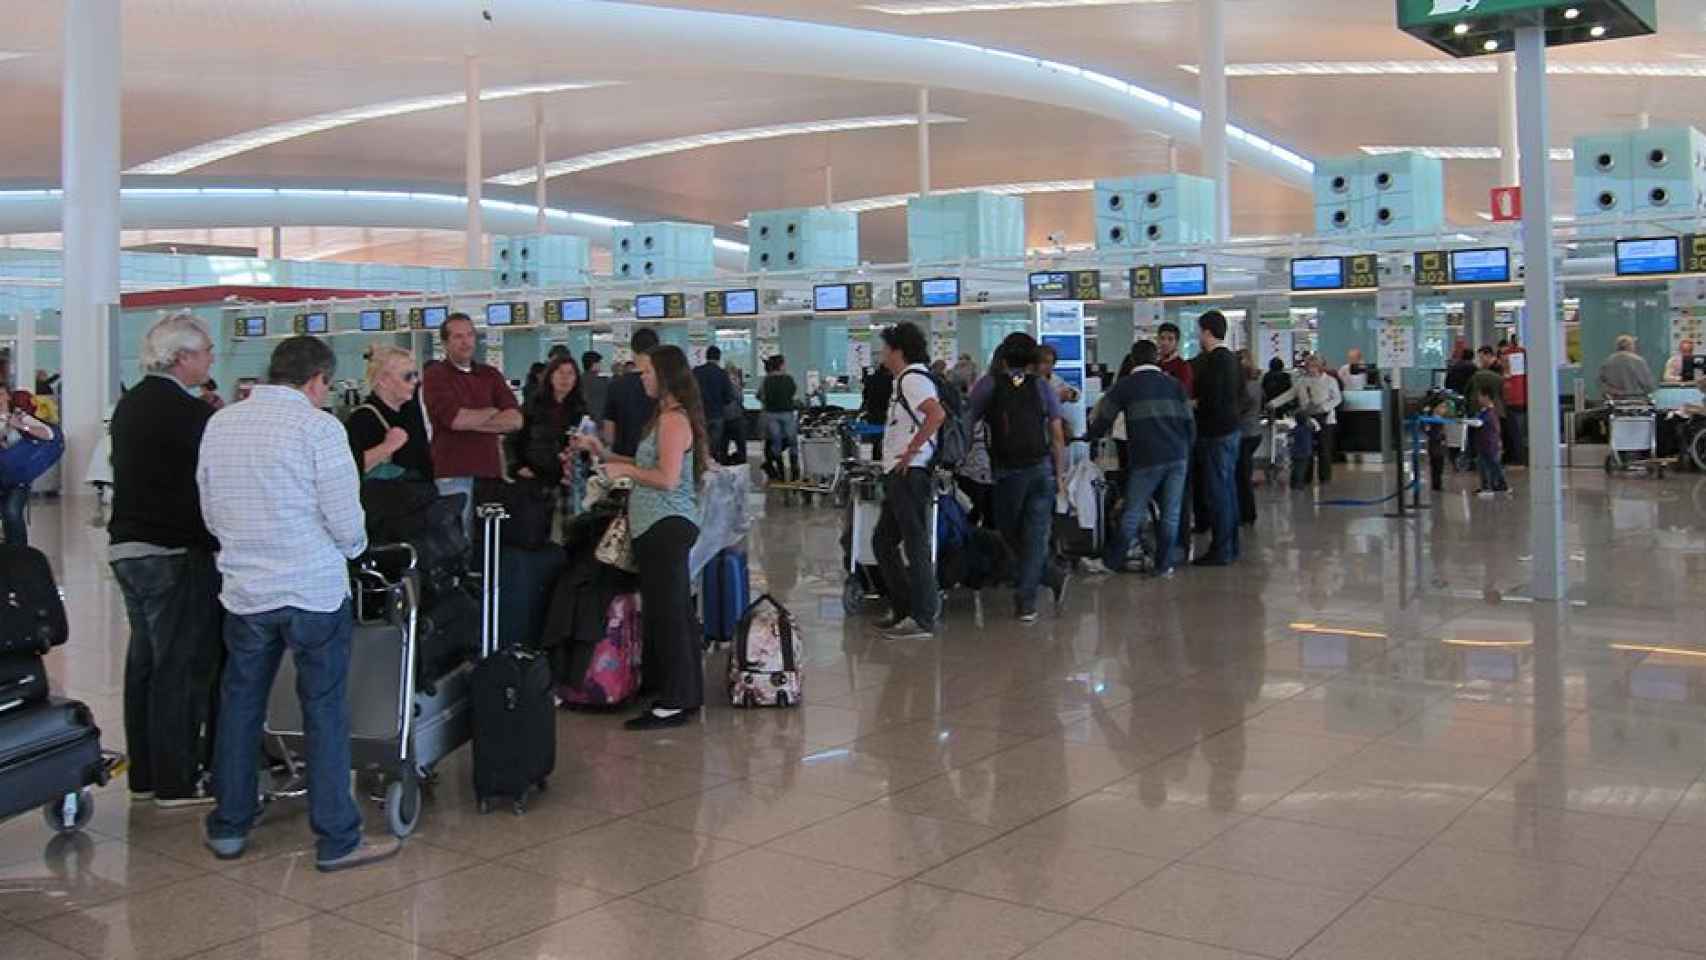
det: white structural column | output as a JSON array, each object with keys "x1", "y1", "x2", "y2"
[
  {"x1": 16, "y1": 310, "x2": 36, "y2": 395},
  {"x1": 464, "y1": 54, "x2": 483, "y2": 267},
  {"x1": 1516, "y1": 26, "x2": 1565, "y2": 601},
  {"x1": 1197, "y1": 0, "x2": 1230, "y2": 243},
  {"x1": 916, "y1": 88, "x2": 931, "y2": 196},
  {"x1": 533, "y1": 94, "x2": 548, "y2": 236},
  {"x1": 1496, "y1": 55, "x2": 1519, "y2": 186},
  {"x1": 61, "y1": 0, "x2": 121, "y2": 497},
  {"x1": 824, "y1": 164, "x2": 834, "y2": 207}
]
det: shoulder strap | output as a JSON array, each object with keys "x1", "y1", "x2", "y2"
[{"x1": 353, "y1": 404, "x2": 391, "y2": 434}]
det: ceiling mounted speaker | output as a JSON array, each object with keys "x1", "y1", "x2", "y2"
[
  {"x1": 498, "y1": 248, "x2": 510, "y2": 260},
  {"x1": 1332, "y1": 210, "x2": 1349, "y2": 226},
  {"x1": 1107, "y1": 194, "x2": 1123, "y2": 211},
  {"x1": 1648, "y1": 148, "x2": 1670, "y2": 169},
  {"x1": 758, "y1": 225, "x2": 770, "y2": 238},
  {"x1": 520, "y1": 271, "x2": 531, "y2": 282},
  {"x1": 1649, "y1": 187, "x2": 1670, "y2": 207},
  {"x1": 643, "y1": 236, "x2": 655, "y2": 250},
  {"x1": 1331, "y1": 175, "x2": 1349, "y2": 194},
  {"x1": 1108, "y1": 226, "x2": 1125, "y2": 243},
  {"x1": 786, "y1": 223, "x2": 797, "y2": 236},
  {"x1": 1375, "y1": 172, "x2": 1393, "y2": 190},
  {"x1": 1145, "y1": 191, "x2": 1161, "y2": 208},
  {"x1": 1146, "y1": 224, "x2": 1162, "y2": 240},
  {"x1": 618, "y1": 238, "x2": 631, "y2": 252},
  {"x1": 786, "y1": 251, "x2": 796, "y2": 262},
  {"x1": 498, "y1": 272, "x2": 510, "y2": 284},
  {"x1": 619, "y1": 263, "x2": 631, "y2": 276},
  {"x1": 519, "y1": 247, "x2": 529, "y2": 259},
  {"x1": 1377, "y1": 207, "x2": 1393, "y2": 224},
  {"x1": 759, "y1": 252, "x2": 770, "y2": 265},
  {"x1": 644, "y1": 260, "x2": 655, "y2": 274},
  {"x1": 1598, "y1": 190, "x2": 1618, "y2": 210},
  {"x1": 1595, "y1": 152, "x2": 1616, "y2": 173}
]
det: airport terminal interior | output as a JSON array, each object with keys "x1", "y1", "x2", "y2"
[{"x1": 7, "y1": 1, "x2": 1706, "y2": 959}]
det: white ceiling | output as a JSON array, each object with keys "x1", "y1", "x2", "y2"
[{"x1": 3, "y1": 0, "x2": 1704, "y2": 264}]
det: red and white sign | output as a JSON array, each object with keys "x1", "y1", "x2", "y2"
[{"x1": 1490, "y1": 186, "x2": 1523, "y2": 222}]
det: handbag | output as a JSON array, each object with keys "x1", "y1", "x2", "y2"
[{"x1": 594, "y1": 512, "x2": 637, "y2": 573}]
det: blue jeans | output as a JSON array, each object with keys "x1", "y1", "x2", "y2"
[
  {"x1": 1105, "y1": 459, "x2": 1186, "y2": 573},
  {"x1": 435, "y1": 476, "x2": 474, "y2": 541},
  {"x1": 763, "y1": 411, "x2": 799, "y2": 475},
  {"x1": 1477, "y1": 450, "x2": 1508, "y2": 491},
  {"x1": 1, "y1": 486, "x2": 29, "y2": 546},
  {"x1": 993, "y1": 461, "x2": 1062, "y2": 612},
  {"x1": 1197, "y1": 433, "x2": 1241, "y2": 563},
  {"x1": 206, "y1": 600, "x2": 362, "y2": 862}
]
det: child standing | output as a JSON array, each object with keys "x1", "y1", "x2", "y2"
[{"x1": 1472, "y1": 393, "x2": 1508, "y2": 497}]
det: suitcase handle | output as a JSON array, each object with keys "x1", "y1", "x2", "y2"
[{"x1": 477, "y1": 503, "x2": 508, "y2": 657}]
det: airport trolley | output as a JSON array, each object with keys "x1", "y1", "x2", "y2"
[{"x1": 1605, "y1": 400, "x2": 1668, "y2": 477}]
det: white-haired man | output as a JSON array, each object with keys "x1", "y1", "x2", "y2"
[{"x1": 110, "y1": 312, "x2": 224, "y2": 808}]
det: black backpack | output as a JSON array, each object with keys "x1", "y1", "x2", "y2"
[
  {"x1": 894, "y1": 368, "x2": 967, "y2": 471},
  {"x1": 986, "y1": 373, "x2": 1050, "y2": 469}
]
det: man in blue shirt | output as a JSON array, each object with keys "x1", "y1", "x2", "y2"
[
  {"x1": 967, "y1": 332, "x2": 1071, "y2": 622},
  {"x1": 1087, "y1": 339, "x2": 1195, "y2": 577}
]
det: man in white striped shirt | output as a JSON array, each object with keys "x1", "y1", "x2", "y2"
[{"x1": 198, "y1": 336, "x2": 399, "y2": 872}]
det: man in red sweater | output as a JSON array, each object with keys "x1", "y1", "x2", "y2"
[
  {"x1": 1157, "y1": 322, "x2": 1195, "y2": 396},
  {"x1": 421, "y1": 313, "x2": 522, "y2": 535}
]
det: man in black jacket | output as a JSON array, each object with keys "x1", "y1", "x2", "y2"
[
  {"x1": 1191, "y1": 310, "x2": 1244, "y2": 566},
  {"x1": 692, "y1": 345, "x2": 737, "y2": 462},
  {"x1": 109, "y1": 312, "x2": 223, "y2": 807}
]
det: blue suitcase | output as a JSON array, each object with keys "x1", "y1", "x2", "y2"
[{"x1": 702, "y1": 549, "x2": 750, "y2": 646}]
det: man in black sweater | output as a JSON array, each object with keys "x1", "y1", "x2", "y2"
[
  {"x1": 1191, "y1": 310, "x2": 1243, "y2": 567},
  {"x1": 109, "y1": 313, "x2": 224, "y2": 807}
]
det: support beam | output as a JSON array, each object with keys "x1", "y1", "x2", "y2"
[
  {"x1": 1496, "y1": 55, "x2": 1518, "y2": 186},
  {"x1": 1197, "y1": 0, "x2": 1230, "y2": 243},
  {"x1": 825, "y1": 164, "x2": 834, "y2": 207},
  {"x1": 916, "y1": 88, "x2": 931, "y2": 196},
  {"x1": 16, "y1": 310, "x2": 36, "y2": 394},
  {"x1": 61, "y1": 0, "x2": 121, "y2": 497},
  {"x1": 1516, "y1": 25, "x2": 1565, "y2": 602},
  {"x1": 533, "y1": 94, "x2": 547, "y2": 236},
  {"x1": 464, "y1": 54, "x2": 483, "y2": 268},
  {"x1": 270, "y1": 225, "x2": 282, "y2": 259}
]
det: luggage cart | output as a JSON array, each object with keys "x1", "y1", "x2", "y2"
[
  {"x1": 1605, "y1": 400, "x2": 1668, "y2": 477},
  {"x1": 1256, "y1": 416, "x2": 1293, "y2": 485},
  {"x1": 262, "y1": 544, "x2": 472, "y2": 838},
  {"x1": 774, "y1": 408, "x2": 853, "y2": 502}
]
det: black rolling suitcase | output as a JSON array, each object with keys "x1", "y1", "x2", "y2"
[
  {"x1": 0, "y1": 697, "x2": 104, "y2": 827},
  {"x1": 469, "y1": 503, "x2": 556, "y2": 815},
  {"x1": 1, "y1": 544, "x2": 70, "y2": 654}
]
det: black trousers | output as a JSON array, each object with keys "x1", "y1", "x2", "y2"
[
  {"x1": 957, "y1": 476, "x2": 995, "y2": 530},
  {"x1": 721, "y1": 415, "x2": 746, "y2": 465},
  {"x1": 634, "y1": 516, "x2": 702, "y2": 711},
  {"x1": 874, "y1": 468, "x2": 938, "y2": 629},
  {"x1": 1236, "y1": 435, "x2": 1260, "y2": 524},
  {"x1": 114, "y1": 549, "x2": 224, "y2": 798}
]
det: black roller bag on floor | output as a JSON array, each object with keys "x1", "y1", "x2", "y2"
[
  {"x1": 469, "y1": 504, "x2": 556, "y2": 815},
  {"x1": 0, "y1": 698, "x2": 104, "y2": 822}
]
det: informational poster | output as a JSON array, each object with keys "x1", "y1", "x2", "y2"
[
  {"x1": 1258, "y1": 329, "x2": 1294, "y2": 373},
  {"x1": 1377, "y1": 287, "x2": 1415, "y2": 321},
  {"x1": 689, "y1": 344, "x2": 708, "y2": 366},
  {"x1": 1377, "y1": 325, "x2": 1415, "y2": 370},
  {"x1": 610, "y1": 320, "x2": 633, "y2": 364},
  {"x1": 1134, "y1": 299, "x2": 1164, "y2": 329},
  {"x1": 848, "y1": 339, "x2": 873, "y2": 376},
  {"x1": 1670, "y1": 277, "x2": 1706, "y2": 309},
  {"x1": 935, "y1": 311, "x2": 958, "y2": 333},
  {"x1": 757, "y1": 316, "x2": 779, "y2": 339},
  {"x1": 688, "y1": 317, "x2": 709, "y2": 338}
]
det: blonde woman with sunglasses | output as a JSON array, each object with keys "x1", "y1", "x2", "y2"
[{"x1": 346, "y1": 344, "x2": 432, "y2": 480}]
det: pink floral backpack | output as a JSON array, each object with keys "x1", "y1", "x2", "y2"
[{"x1": 728, "y1": 594, "x2": 801, "y2": 708}]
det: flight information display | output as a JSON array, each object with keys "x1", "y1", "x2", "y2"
[
  {"x1": 707, "y1": 288, "x2": 759, "y2": 317},
  {"x1": 544, "y1": 298, "x2": 590, "y2": 323},
  {"x1": 485, "y1": 302, "x2": 515, "y2": 326},
  {"x1": 1159, "y1": 264, "x2": 1208, "y2": 297},
  {"x1": 1615, "y1": 237, "x2": 1682, "y2": 276},
  {"x1": 1029, "y1": 272, "x2": 1072, "y2": 301},
  {"x1": 358, "y1": 309, "x2": 385, "y2": 332},
  {"x1": 635, "y1": 293, "x2": 667, "y2": 319},
  {"x1": 920, "y1": 277, "x2": 961, "y2": 307},
  {"x1": 236, "y1": 315, "x2": 266, "y2": 337},
  {"x1": 1449, "y1": 247, "x2": 1511, "y2": 285},
  {"x1": 1290, "y1": 257, "x2": 1344, "y2": 291},
  {"x1": 299, "y1": 312, "x2": 330, "y2": 334},
  {"x1": 813, "y1": 284, "x2": 849, "y2": 311}
]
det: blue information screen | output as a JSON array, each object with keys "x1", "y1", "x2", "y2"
[
  {"x1": 722, "y1": 289, "x2": 758, "y2": 316},
  {"x1": 358, "y1": 310, "x2": 383, "y2": 332},
  {"x1": 920, "y1": 278, "x2": 961, "y2": 307},
  {"x1": 554, "y1": 298, "x2": 590, "y2": 323},
  {"x1": 1449, "y1": 248, "x2": 1511, "y2": 285},
  {"x1": 1042, "y1": 334, "x2": 1082, "y2": 363},
  {"x1": 813, "y1": 284, "x2": 850, "y2": 311},
  {"x1": 485, "y1": 302, "x2": 514, "y2": 326},
  {"x1": 1615, "y1": 237, "x2": 1681, "y2": 276},
  {"x1": 1290, "y1": 257, "x2": 1344, "y2": 291},
  {"x1": 240, "y1": 316, "x2": 266, "y2": 337},
  {"x1": 1159, "y1": 264, "x2": 1208, "y2": 297},
  {"x1": 420, "y1": 306, "x2": 447, "y2": 329},
  {"x1": 634, "y1": 294, "x2": 666, "y2": 319}
]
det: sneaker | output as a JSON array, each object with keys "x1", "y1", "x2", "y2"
[
  {"x1": 882, "y1": 617, "x2": 933, "y2": 640},
  {"x1": 1050, "y1": 572, "x2": 1071, "y2": 613},
  {"x1": 204, "y1": 831, "x2": 245, "y2": 861},
  {"x1": 129, "y1": 790, "x2": 155, "y2": 803},
  {"x1": 316, "y1": 837, "x2": 403, "y2": 873},
  {"x1": 1151, "y1": 567, "x2": 1177, "y2": 580},
  {"x1": 155, "y1": 786, "x2": 216, "y2": 809},
  {"x1": 1017, "y1": 609, "x2": 1039, "y2": 624},
  {"x1": 1477, "y1": 490, "x2": 1496, "y2": 499},
  {"x1": 1079, "y1": 558, "x2": 1113, "y2": 576},
  {"x1": 874, "y1": 613, "x2": 907, "y2": 631}
]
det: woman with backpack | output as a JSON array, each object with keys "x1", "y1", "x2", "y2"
[
  {"x1": 966, "y1": 332, "x2": 1071, "y2": 623},
  {"x1": 571, "y1": 345, "x2": 707, "y2": 730}
]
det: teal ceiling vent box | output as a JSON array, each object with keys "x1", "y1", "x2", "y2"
[
  {"x1": 1094, "y1": 174, "x2": 1217, "y2": 250},
  {"x1": 611, "y1": 222, "x2": 715, "y2": 281},
  {"x1": 747, "y1": 207, "x2": 859, "y2": 272},
  {"x1": 906, "y1": 192, "x2": 1025, "y2": 264}
]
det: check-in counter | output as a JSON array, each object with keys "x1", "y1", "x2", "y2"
[{"x1": 1336, "y1": 389, "x2": 1386, "y2": 456}]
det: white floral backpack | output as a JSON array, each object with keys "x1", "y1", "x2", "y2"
[{"x1": 728, "y1": 594, "x2": 801, "y2": 708}]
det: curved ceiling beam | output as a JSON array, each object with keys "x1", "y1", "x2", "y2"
[
  {"x1": 127, "y1": 81, "x2": 620, "y2": 175},
  {"x1": 96, "y1": 1, "x2": 1313, "y2": 188},
  {"x1": 0, "y1": 188, "x2": 751, "y2": 269},
  {"x1": 490, "y1": 113, "x2": 966, "y2": 186}
]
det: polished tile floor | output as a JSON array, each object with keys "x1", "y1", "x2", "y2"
[{"x1": 10, "y1": 464, "x2": 1706, "y2": 959}]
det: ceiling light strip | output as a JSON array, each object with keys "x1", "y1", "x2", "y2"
[
  {"x1": 127, "y1": 81, "x2": 620, "y2": 176},
  {"x1": 824, "y1": 179, "x2": 1095, "y2": 215},
  {"x1": 1360, "y1": 145, "x2": 1575, "y2": 161},
  {"x1": 490, "y1": 113, "x2": 965, "y2": 186},
  {"x1": 1185, "y1": 60, "x2": 1706, "y2": 78}
]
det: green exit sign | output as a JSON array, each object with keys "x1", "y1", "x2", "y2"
[{"x1": 1397, "y1": 0, "x2": 1655, "y2": 57}]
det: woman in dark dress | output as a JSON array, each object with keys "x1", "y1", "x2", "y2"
[{"x1": 512, "y1": 354, "x2": 590, "y2": 514}]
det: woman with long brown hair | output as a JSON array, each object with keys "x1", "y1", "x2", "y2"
[{"x1": 570, "y1": 344, "x2": 707, "y2": 729}]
